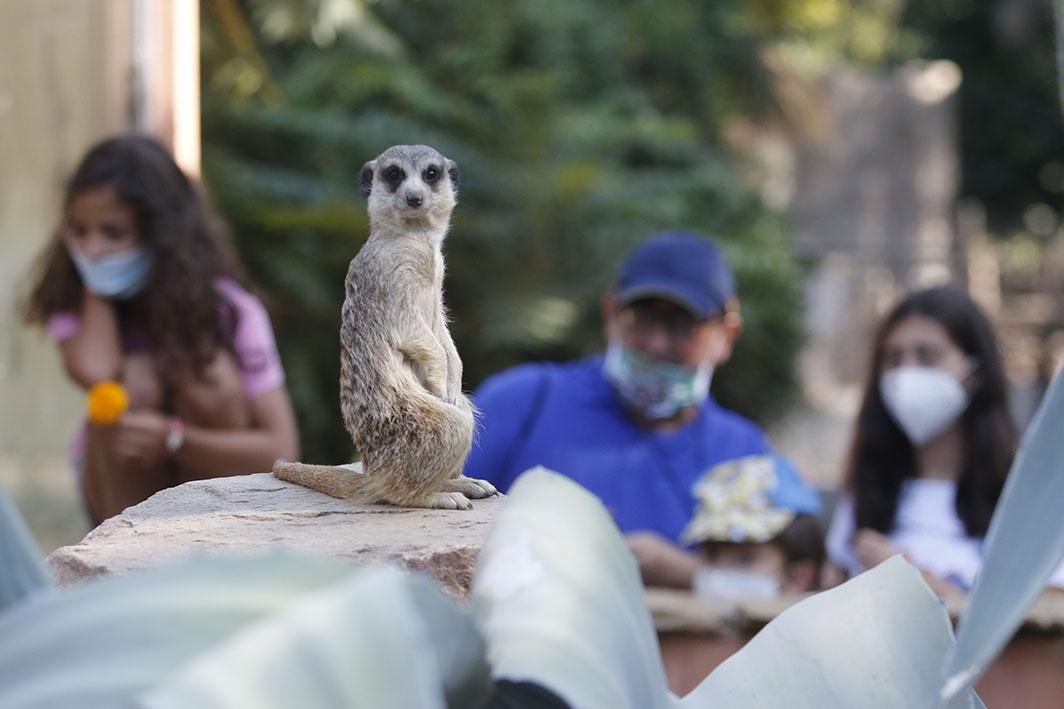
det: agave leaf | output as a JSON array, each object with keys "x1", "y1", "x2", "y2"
[
  {"x1": 472, "y1": 466, "x2": 670, "y2": 709},
  {"x1": 680, "y1": 556, "x2": 984, "y2": 709},
  {"x1": 940, "y1": 371, "x2": 1064, "y2": 701},
  {"x1": 136, "y1": 567, "x2": 452, "y2": 709},
  {"x1": 0, "y1": 554, "x2": 358, "y2": 709},
  {"x1": 0, "y1": 490, "x2": 51, "y2": 612},
  {"x1": 405, "y1": 573, "x2": 494, "y2": 708}
]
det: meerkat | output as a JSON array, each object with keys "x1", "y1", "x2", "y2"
[{"x1": 273, "y1": 145, "x2": 497, "y2": 510}]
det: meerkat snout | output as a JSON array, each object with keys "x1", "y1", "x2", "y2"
[{"x1": 405, "y1": 191, "x2": 424, "y2": 208}]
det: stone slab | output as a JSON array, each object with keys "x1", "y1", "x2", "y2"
[{"x1": 45, "y1": 472, "x2": 503, "y2": 600}]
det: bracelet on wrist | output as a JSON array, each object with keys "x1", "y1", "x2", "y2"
[{"x1": 165, "y1": 416, "x2": 185, "y2": 456}]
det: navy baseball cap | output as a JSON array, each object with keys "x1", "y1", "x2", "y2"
[{"x1": 615, "y1": 232, "x2": 736, "y2": 319}]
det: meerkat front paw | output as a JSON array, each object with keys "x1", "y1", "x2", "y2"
[
  {"x1": 425, "y1": 491, "x2": 473, "y2": 510},
  {"x1": 441, "y1": 475, "x2": 498, "y2": 499}
]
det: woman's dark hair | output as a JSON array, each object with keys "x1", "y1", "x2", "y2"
[
  {"x1": 24, "y1": 133, "x2": 244, "y2": 372},
  {"x1": 845, "y1": 285, "x2": 1016, "y2": 537}
]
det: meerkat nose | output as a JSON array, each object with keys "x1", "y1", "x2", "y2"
[{"x1": 406, "y1": 194, "x2": 423, "y2": 208}]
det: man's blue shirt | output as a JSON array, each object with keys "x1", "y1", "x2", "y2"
[{"x1": 464, "y1": 355, "x2": 771, "y2": 543}]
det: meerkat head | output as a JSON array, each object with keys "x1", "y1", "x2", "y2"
[{"x1": 360, "y1": 145, "x2": 459, "y2": 233}]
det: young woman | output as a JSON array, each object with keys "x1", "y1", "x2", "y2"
[
  {"x1": 826, "y1": 285, "x2": 1019, "y2": 597},
  {"x1": 24, "y1": 133, "x2": 299, "y2": 525}
]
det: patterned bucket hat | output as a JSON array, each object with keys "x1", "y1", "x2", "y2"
[{"x1": 681, "y1": 454, "x2": 821, "y2": 545}]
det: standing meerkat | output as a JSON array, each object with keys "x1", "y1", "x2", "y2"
[{"x1": 273, "y1": 145, "x2": 497, "y2": 509}]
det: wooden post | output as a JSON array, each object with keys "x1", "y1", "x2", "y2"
[{"x1": 131, "y1": 0, "x2": 201, "y2": 175}]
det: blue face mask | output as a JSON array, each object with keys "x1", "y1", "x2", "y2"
[
  {"x1": 68, "y1": 247, "x2": 152, "y2": 299},
  {"x1": 604, "y1": 341, "x2": 714, "y2": 421}
]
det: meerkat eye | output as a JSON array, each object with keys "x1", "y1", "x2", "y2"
[
  {"x1": 423, "y1": 166, "x2": 440, "y2": 183},
  {"x1": 384, "y1": 166, "x2": 404, "y2": 184}
]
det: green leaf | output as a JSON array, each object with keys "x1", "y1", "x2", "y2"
[
  {"x1": 0, "y1": 554, "x2": 357, "y2": 709},
  {"x1": 0, "y1": 491, "x2": 51, "y2": 613},
  {"x1": 681, "y1": 556, "x2": 984, "y2": 708},
  {"x1": 472, "y1": 467, "x2": 671, "y2": 709},
  {"x1": 137, "y1": 569, "x2": 468, "y2": 709},
  {"x1": 942, "y1": 364, "x2": 1064, "y2": 700}
]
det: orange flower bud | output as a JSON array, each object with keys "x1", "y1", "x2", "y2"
[{"x1": 87, "y1": 381, "x2": 129, "y2": 425}]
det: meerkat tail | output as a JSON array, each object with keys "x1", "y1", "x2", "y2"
[{"x1": 272, "y1": 460, "x2": 374, "y2": 501}]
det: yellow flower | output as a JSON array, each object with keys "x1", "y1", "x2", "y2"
[{"x1": 87, "y1": 381, "x2": 129, "y2": 425}]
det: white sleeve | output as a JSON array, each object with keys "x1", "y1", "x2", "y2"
[{"x1": 825, "y1": 494, "x2": 861, "y2": 577}]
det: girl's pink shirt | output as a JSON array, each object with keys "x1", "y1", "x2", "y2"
[
  {"x1": 48, "y1": 279, "x2": 286, "y2": 476},
  {"x1": 46, "y1": 278, "x2": 285, "y2": 398}
]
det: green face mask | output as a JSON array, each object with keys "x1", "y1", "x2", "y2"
[{"x1": 603, "y1": 341, "x2": 714, "y2": 421}]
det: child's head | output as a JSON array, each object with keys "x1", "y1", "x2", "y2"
[
  {"x1": 848, "y1": 285, "x2": 1015, "y2": 537},
  {"x1": 26, "y1": 134, "x2": 242, "y2": 365},
  {"x1": 681, "y1": 455, "x2": 825, "y2": 597}
]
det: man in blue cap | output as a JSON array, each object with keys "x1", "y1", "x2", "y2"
[{"x1": 464, "y1": 232, "x2": 798, "y2": 586}]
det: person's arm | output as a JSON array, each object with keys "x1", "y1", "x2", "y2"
[
  {"x1": 114, "y1": 387, "x2": 299, "y2": 477},
  {"x1": 917, "y1": 568, "x2": 967, "y2": 602},
  {"x1": 852, "y1": 528, "x2": 968, "y2": 601},
  {"x1": 57, "y1": 292, "x2": 123, "y2": 388},
  {"x1": 174, "y1": 387, "x2": 299, "y2": 478},
  {"x1": 625, "y1": 531, "x2": 703, "y2": 589},
  {"x1": 853, "y1": 528, "x2": 903, "y2": 569}
]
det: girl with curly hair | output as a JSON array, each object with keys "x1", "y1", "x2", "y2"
[{"x1": 24, "y1": 133, "x2": 299, "y2": 525}]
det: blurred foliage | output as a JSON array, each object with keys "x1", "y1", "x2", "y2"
[
  {"x1": 892, "y1": 0, "x2": 1064, "y2": 236},
  {"x1": 201, "y1": 0, "x2": 807, "y2": 462},
  {"x1": 749, "y1": 0, "x2": 1064, "y2": 237},
  {"x1": 749, "y1": 0, "x2": 911, "y2": 69}
]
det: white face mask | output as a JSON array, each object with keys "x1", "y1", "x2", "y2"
[
  {"x1": 68, "y1": 246, "x2": 152, "y2": 299},
  {"x1": 879, "y1": 365, "x2": 971, "y2": 445},
  {"x1": 692, "y1": 567, "x2": 780, "y2": 599}
]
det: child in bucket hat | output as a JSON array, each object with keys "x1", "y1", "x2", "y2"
[{"x1": 681, "y1": 455, "x2": 826, "y2": 598}]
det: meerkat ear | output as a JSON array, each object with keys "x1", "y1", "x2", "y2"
[
  {"x1": 447, "y1": 159, "x2": 460, "y2": 195},
  {"x1": 360, "y1": 161, "x2": 376, "y2": 199}
]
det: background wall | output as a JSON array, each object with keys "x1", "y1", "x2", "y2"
[{"x1": 0, "y1": 0, "x2": 136, "y2": 550}]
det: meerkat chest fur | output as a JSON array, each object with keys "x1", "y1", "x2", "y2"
[{"x1": 353, "y1": 222, "x2": 447, "y2": 329}]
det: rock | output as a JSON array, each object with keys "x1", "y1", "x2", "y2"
[{"x1": 45, "y1": 473, "x2": 503, "y2": 600}]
